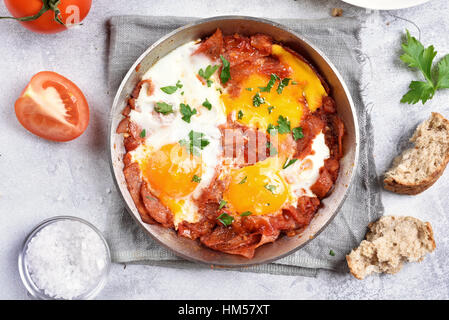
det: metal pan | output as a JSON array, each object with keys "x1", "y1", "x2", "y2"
[{"x1": 108, "y1": 16, "x2": 359, "y2": 267}]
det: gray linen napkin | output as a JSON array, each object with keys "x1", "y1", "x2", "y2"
[{"x1": 105, "y1": 15, "x2": 383, "y2": 277}]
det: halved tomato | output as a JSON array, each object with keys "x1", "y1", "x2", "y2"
[{"x1": 15, "y1": 71, "x2": 89, "y2": 142}]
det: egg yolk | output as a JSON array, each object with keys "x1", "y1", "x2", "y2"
[
  {"x1": 140, "y1": 143, "x2": 202, "y2": 198},
  {"x1": 221, "y1": 45, "x2": 327, "y2": 133},
  {"x1": 223, "y1": 157, "x2": 289, "y2": 216}
]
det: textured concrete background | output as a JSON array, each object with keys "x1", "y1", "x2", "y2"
[{"x1": 0, "y1": 0, "x2": 448, "y2": 299}]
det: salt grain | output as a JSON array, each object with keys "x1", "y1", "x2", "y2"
[{"x1": 25, "y1": 220, "x2": 108, "y2": 300}]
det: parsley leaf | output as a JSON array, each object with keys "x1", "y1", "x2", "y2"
[
  {"x1": 267, "y1": 106, "x2": 275, "y2": 114},
  {"x1": 220, "y1": 55, "x2": 231, "y2": 84},
  {"x1": 202, "y1": 99, "x2": 212, "y2": 110},
  {"x1": 160, "y1": 86, "x2": 178, "y2": 94},
  {"x1": 400, "y1": 29, "x2": 449, "y2": 104},
  {"x1": 253, "y1": 92, "x2": 265, "y2": 107},
  {"x1": 277, "y1": 78, "x2": 291, "y2": 94},
  {"x1": 276, "y1": 115, "x2": 291, "y2": 134},
  {"x1": 267, "y1": 123, "x2": 277, "y2": 135},
  {"x1": 160, "y1": 80, "x2": 183, "y2": 94},
  {"x1": 217, "y1": 213, "x2": 234, "y2": 226},
  {"x1": 264, "y1": 184, "x2": 277, "y2": 194},
  {"x1": 192, "y1": 175, "x2": 201, "y2": 183},
  {"x1": 180, "y1": 103, "x2": 197, "y2": 123},
  {"x1": 155, "y1": 102, "x2": 174, "y2": 115},
  {"x1": 219, "y1": 200, "x2": 227, "y2": 210},
  {"x1": 283, "y1": 158, "x2": 298, "y2": 169},
  {"x1": 292, "y1": 127, "x2": 304, "y2": 140},
  {"x1": 259, "y1": 74, "x2": 279, "y2": 92},
  {"x1": 238, "y1": 176, "x2": 247, "y2": 184},
  {"x1": 199, "y1": 65, "x2": 218, "y2": 81},
  {"x1": 238, "y1": 110, "x2": 244, "y2": 120},
  {"x1": 329, "y1": 250, "x2": 336, "y2": 256},
  {"x1": 240, "y1": 211, "x2": 252, "y2": 217},
  {"x1": 140, "y1": 129, "x2": 146, "y2": 138},
  {"x1": 179, "y1": 130, "x2": 210, "y2": 156}
]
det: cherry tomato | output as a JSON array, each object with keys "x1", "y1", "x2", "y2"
[
  {"x1": 4, "y1": 0, "x2": 92, "y2": 34},
  {"x1": 15, "y1": 71, "x2": 89, "y2": 142}
]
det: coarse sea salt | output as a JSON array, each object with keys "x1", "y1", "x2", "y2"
[{"x1": 25, "y1": 220, "x2": 108, "y2": 300}]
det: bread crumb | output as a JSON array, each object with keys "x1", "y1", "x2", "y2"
[{"x1": 331, "y1": 8, "x2": 343, "y2": 17}]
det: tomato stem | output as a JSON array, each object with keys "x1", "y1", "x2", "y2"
[{"x1": 0, "y1": 0, "x2": 65, "y2": 26}]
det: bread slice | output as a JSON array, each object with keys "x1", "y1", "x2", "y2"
[
  {"x1": 346, "y1": 216, "x2": 435, "y2": 280},
  {"x1": 384, "y1": 112, "x2": 449, "y2": 195}
]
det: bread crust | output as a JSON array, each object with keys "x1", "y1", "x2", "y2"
[{"x1": 383, "y1": 112, "x2": 449, "y2": 195}]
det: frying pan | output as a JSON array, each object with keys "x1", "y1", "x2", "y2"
[{"x1": 108, "y1": 16, "x2": 359, "y2": 267}]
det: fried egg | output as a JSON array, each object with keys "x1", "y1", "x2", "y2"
[{"x1": 127, "y1": 39, "x2": 331, "y2": 227}]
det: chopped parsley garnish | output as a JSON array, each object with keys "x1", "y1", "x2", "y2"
[
  {"x1": 282, "y1": 158, "x2": 298, "y2": 169},
  {"x1": 217, "y1": 213, "x2": 234, "y2": 226},
  {"x1": 277, "y1": 78, "x2": 291, "y2": 94},
  {"x1": 198, "y1": 65, "x2": 219, "y2": 86},
  {"x1": 267, "y1": 106, "x2": 275, "y2": 114},
  {"x1": 192, "y1": 175, "x2": 201, "y2": 183},
  {"x1": 238, "y1": 176, "x2": 247, "y2": 184},
  {"x1": 180, "y1": 103, "x2": 197, "y2": 123},
  {"x1": 259, "y1": 74, "x2": 279, "y2": 92},
  {"x1": 264, "y1": 184, "x2": 277, "y2": 194},
  {"x1": 292, "y1": 126, "x2": 304, "y2": 140},
  {"x1": 329, "y1": 250, "x2": 336, "y2": 256},
  {"x1": 267, "y1": 116, "x2": 291, "y2": 134},
  {"x1": 160, "y1": 80, "x2": 183, "y2": 94},
  {"x1": 267, "y1": 123, "x2": 277, "y2": 135},
  {"x1": 220, "y1": 55, "x2": 231, "y2": 84},
  {"x1": 145, "y1": 196, "x2": 156, "y2": 201},
  {"x1": 267, "y1": 142, "x2": 277, "y2": 156},
  {"x1": 276, "y1": 115, "x2": 291, "y2": 134},
  {"x1": 219, "y1": 200, "x2": 227, "y2": 210},
  {"x1": 240, "y1": 211, "x2": 252, "y2": 217},
  {"x1": 179, "y1": 130, "x2": 210, "y2": 156},
  {"x1": 155, "y1": 102, "x2": 174, "y2": 115},
  {"x1": 238, "y1": 110, "x2": 244, "y2": 120},
  {"x1": 291, "y1": 80, "x2": 298, "y2": 85},
  {"x1": 140, "y1": 129, "x2": 146, "y2": 138},
  {"x1": 202, "y1": 99, "x2": 212, "y2": 110},
  {"x1": 245, "y1": 87, "x2": 253, "y2": 91},
  {"x1": 253, "y1": 92, "x2": 265, "y2": 107}
]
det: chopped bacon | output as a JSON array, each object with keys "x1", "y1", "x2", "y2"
[
  {"x1": 282, "y1": 196, "x2": 320, "y2": 228},
  {"x1": 311, "y1": 168, "x2": 334, "y2": 199},
  {"x1": 250, "y1": 34, "x2": 273, "y2": 55},
  {"x1": 116, "y1": 117, "x2": 129, "y2": 134},
  {"x1": 178, "y1": 219, "x2": 215, "y2": 240},
  {"x1": 200, "y1": 226, "x2": 279, "y2": 259},
  {"x1": 295, "y1": 115, "x2": 325, "y2": 159},
  {"x1": 131, "y1": 79, "x2": 154, "y2": 98},
  {"x1": 123, "y1": 163, "x2": 155, "y2": 224},
  {"x1": 122, "y1": 105, "x2": 131, "y2": 116},
  {"x1": 324, "y1": 158, "x2": 340, "y2": 182},
  {"x1": 141, "y1": 183, "x2": 174, "y2": 228},
  {"x1": 322, "y1": 96, "x2": 336, "y2": 114},
  {"x1": 194, "y1": 28, "x2": 223, "y2": 59}
]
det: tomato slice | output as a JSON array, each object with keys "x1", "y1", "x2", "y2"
[{"x1": 15, "y1": 71, "x2": 89, "y2": 142}]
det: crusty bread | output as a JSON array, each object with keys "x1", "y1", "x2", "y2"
[
  {"x1": 384, "y1": 112, "x2": 449, "y2": 195},
  {"x1": 346, "y1": 216, "x2": 435, "y2": 280}
]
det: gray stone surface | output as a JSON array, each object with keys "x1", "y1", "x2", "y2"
[{"x1": 0, "y1": 0, "x2": 447, "y2": 300}]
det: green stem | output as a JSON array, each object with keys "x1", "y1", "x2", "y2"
[{"x1": 0, "y1": 0, "x2": 65, "y2": 26}]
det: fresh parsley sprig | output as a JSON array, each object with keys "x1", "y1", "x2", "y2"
[{"x1": 400, "y1": 30, "x2": 449, "y2": 104}]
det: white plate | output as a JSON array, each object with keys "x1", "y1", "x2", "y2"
[{"x1": 341, "y1": 0, "x2": 430, "y2": 10}]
